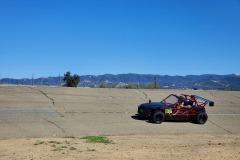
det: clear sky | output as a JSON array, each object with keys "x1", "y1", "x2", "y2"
[{"x1": 0, "y1": 0, "x2": 240, "y2": 78}]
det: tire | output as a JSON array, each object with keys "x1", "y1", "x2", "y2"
[
  {"x1": 196, "y1": 112, "x2": 208, "y2": 124},
  {"x1": 152, "y1": 111, "x2": 165, "y2": 124}
]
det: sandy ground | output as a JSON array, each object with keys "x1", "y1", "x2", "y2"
[
  {"x1": 0, "y1": 86, "x2": 240, "y2": 159},
  {"x1": 0, "y1": 134, "x2": 239, "y2": 160}
]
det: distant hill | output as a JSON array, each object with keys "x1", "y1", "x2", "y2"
[{"x1": 1, "y1": 74, "x2": 240, "y2": 90}]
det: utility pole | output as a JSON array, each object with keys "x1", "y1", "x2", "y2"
[
  {"x1": 154, "y1": 76, "x2": 157, "y2": 89},
  {"x1": 59, "y1": 73, "x2": 61, "y2": 86},
  {"x1": 32, "y1": 74, "x2": 34, "y2": 86}
]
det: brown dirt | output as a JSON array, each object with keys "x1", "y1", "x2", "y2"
[{"x1": 0, "y1": 134, "x2": 239, "y2": 160}]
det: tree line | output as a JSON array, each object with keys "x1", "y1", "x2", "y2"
[
  {"x1": 90, "y1": 82, "x2": 160, "y2": 89},
  {"x1": 63, "y1": 71, "x2": 160, "y2": 89}
]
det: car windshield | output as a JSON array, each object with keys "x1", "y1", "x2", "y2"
[{"x1": 161, "y1": 95, "x2": 179, "y2": 105}]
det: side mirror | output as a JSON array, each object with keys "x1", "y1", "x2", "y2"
[
  {"x1": 209, "y1": 102, "x2": 214, "y2": 107},
  {"x1": 149, "y1": 99, "x2": 151, "y2": 103}
]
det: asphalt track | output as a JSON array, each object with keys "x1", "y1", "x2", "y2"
[{"x1": 0, "y1": 86, "x2": 240, "y2": 138}]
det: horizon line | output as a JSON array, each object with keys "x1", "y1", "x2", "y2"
[{"x1": 0, "y1": 73, "x2": 238, "y2": 79}]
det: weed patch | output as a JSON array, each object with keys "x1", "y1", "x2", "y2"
[
  {"x1": 34, "y1": 140, "x2": 45, "y2": 145},
  {"x1": 87, "y1": 148, "x2": 96, "y2": 151},
  {"x1": 52, "y1": 147, "x2": 63, "y2": 152},
  {"x1": 81, "y1": 136, "x2": 112, "y2": 144},
  {"x1": 70, "y1": 147, "x2": 77, "y2": 150},
  {"x1": 64, "y1": 135, "x2": 76, "y2": 139},
  {"x1": 49, "y1": 141, "x2": 61, "y2": 144}
]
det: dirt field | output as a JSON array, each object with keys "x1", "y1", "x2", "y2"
[
  {"x1": 0, "y1": 86, "x2": 240, "y2": 159},
  {"x1": 0, "y1": 134, "x2": 239, "y2": 160}
]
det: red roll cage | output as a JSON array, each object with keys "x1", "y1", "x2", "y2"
[{"x1": 162, "y1": 94, "x2": 214, "y2": 116}]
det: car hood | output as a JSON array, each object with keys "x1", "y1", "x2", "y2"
[{"x1": 138, "y1": 102, "x2": 167, "y2": 108}]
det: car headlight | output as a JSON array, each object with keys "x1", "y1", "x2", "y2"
[{"x1": 139, "y1": 108, "x2": 143, "y2": 114}]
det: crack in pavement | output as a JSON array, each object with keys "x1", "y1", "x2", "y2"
[
  {"x1": 205, "y1": 91, "x2": 235, "y2": 104},
  {"x1": 109, "y1": 95, "x2": 131, "y2": 112},
  {"x1": 64, "y1": 111, "x2": 132, "y2": 114},
  {"x1": 113, "y1": 102, "x2": 131, "y2": 112},
  {"x1": 43, "y1": 118, "x2": 66, "y2": 134},
  {"x1": 136, "y1": 90, "x2": 149, "y2": 102},
  {"x1": 39, "y1": 90, "x2": 55, "y2": 105},
  {"x1": 81, "y1": 111, "x2": 132, "y2": 114},
  {"x1": 27, "y1": 86, "x2": 55, "y2": 105},
  {"x1": 27, "y1": 86, "x2": 64, "y2": 117},
  {"x1": 208, "y1": 119, "x2": 232, "y2": 134},
  {"x1": 208, "y1": 114, "x2": 240, "y2": 116}
]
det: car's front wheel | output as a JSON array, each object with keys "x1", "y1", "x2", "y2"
[
  {"x1": 196, "y1": 112, "x2": 208, "y2": 124},
  {"x1": 152, "y1": 111, "x2": 165, "y2": 124}
]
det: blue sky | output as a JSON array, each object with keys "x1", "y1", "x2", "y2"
[{"x1": 0, "y1": 0, "x2": 240, "y2": 78}]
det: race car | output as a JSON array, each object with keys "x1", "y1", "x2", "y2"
[{"x1": 137, "y1": 94, "x2": 214, "y2": 124}]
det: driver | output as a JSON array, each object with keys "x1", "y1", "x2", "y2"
[
  {"x1": 174, "y1": 100, "x2": 192, "y2": 114},
  {"x1": 183, "y1": 100, "x2": 193, "y2": 109}
]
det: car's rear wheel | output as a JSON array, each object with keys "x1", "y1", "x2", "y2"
[
  {"x1": 152, "y1": 111, "x2": 165, "y2": 124},
  {"x1": 196, "y1": 112, "x2": 208, "y2": 124}
]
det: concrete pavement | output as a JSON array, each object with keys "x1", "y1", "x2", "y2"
[{"x1": 0, "y1": 86, "x2": 240, "y2": 138}]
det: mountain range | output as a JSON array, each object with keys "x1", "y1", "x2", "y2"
[{"x1": 1, "y1": 74, "x2": 240, "y2": 90}]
